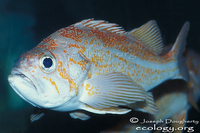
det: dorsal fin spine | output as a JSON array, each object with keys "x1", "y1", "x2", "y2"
[
  {"x1": 82, "y1": 19, "x2": 93, "y2": 25},
  {"x1": 90, "y1": 22, "x2": 106, "y2": 28},
  {"x1": 74, "y1": 19, "x2": 125, "y2": 34},
  {"x1": 84, "y1": 20, "x2": 103, "y2": 26},
  {"x1": 90, "y1": 22, "x2": 107, "y2": 28}
]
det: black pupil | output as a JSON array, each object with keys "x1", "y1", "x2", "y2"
[{"x1": 43, "y1": 58, "x2": 53, "y2": 68}]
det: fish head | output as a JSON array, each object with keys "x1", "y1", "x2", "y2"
[{"x1": 8, "y1": 41, "x2": 77, "y2": 109}]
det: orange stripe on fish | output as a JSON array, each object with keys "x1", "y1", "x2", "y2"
[{"x1": 43, "y1": 76, "x2": 59, "y2": 94}]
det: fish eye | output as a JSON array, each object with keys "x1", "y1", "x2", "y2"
[
  {"x1": 43, "y1": 58, "x2": 53, "y2": 68},
  {"x1": 40, "y1": 54, "x2": 56, "y2": 73}
]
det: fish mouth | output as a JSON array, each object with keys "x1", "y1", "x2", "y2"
[
  {"x1": 8, "y1": 68, "x2": 42, "y2": 106},
  {"x1": 14, "y1": 70, "x2": 34, "y2": 84},
  {"x1": 10, "y1": 69, "x2": 37, "y2": 92}
]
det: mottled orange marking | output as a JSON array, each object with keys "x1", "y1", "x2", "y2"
[
  {"x1": 69, "y1": 57, "x2": 87, "y2": 70},
  {"x1": 33, "y1": 66, "x2": 38, "y2": 69},
  {"x1": 57, "y1": 61, "x2": 70, "y2": 80},
  {"x1": 68, "y1": 44, "x2": 86, "y2": 54},
  {"x1": 34, "y1": 50, "x2": 40, "y2": 54},
  {"x1": 57, "y1": 60, "x2": 78, "y2": 94},
  {"x1": 127, "y1": 72, "x2": 131, "y2": 77},
  {"x1": 68, "y1": 43, "x2": 80, "y2": 49},
  {"x1": 63, "y1": 50, "x2": 69, "y2": 56},
  {"x1": 47, "y1": 39, "x2": 58, "y2": 50},
  {"x1": 85, "y1": 83, "x2": 90, "y2": 90},
  {"x1": 99, "y1": 63, "x2": 111, "y2": 69},
  {"x1": 87, "y1": 72, "x2": 91, "y2": 79},
  {"x1": 86, "y1": 27, "x2": 174, "y2": 64},
  {"x1": 58, "y1": 26, "x2": 83, "y2": 43},
  {"x1": 112, "y1": 54, "x2": 127, "y2": 65},
  {"x1": 38, "y1": 52, "x2": 45, "y2": 59},
  {"x1": 36, "y1": 44, "x2": 47, "y2": 49},
  {"x1": 23, "y1": 52, "x2": 37, "y2": 61},
  {"x1": 85, "y1": 83, "x2": 97, "y2": 97},
  {"x1": 71, "y1": 80, "x2": 78, "y2": 94},
  {"x1": 119, "y1": 57, "x2": 127, "y2": 64},
  {"x1": 53, "y1": 21, "x2": 176, "y2": 66},
  {"x1": 137, "y1": 70, "x2": 141, "y2": 74}
]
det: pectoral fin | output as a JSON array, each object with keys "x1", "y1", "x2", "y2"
[
  {"x1": 79, "y1": 72, "x2": 158, "y2": 115},
  {"x1": 69, "y1": 112, "x2": 90, "y2": 120}
]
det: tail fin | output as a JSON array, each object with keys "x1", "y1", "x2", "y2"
[
  {"x1": 169, "y1": 22, "x2": 190, "y2": 82},
  {"x1": 187, "y1": 71, "x2": 200, "y2": 112}
]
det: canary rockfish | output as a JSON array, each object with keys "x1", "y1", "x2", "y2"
[{"x1": 8, "y1": 19, "x2": 190, "y2": 120}]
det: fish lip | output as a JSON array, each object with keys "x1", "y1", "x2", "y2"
[{"x1": 10, "y1": 68, "x2": 38, "y2": 93}]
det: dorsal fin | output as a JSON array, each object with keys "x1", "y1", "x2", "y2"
[
  {"x1": 128, "y1": 20, "x2": 164, "y2": 55},
  {"x1": 74, "y1": 18, "x2": 126, "y2": 34}
]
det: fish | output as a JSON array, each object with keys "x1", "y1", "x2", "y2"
[
  {"x1": 101, "y1": 46, "x2": 200, "y2": 133},
  {"x1": 8, "y1": 19, "x2": 189, "y2": 120}
]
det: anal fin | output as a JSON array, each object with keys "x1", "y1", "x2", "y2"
[
  {"x1": 82, "y1": 105, "x2": 131, "y2": 114},
  {"x1": 69, "y1": 112, "x2": 90, "y2": 120}
]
